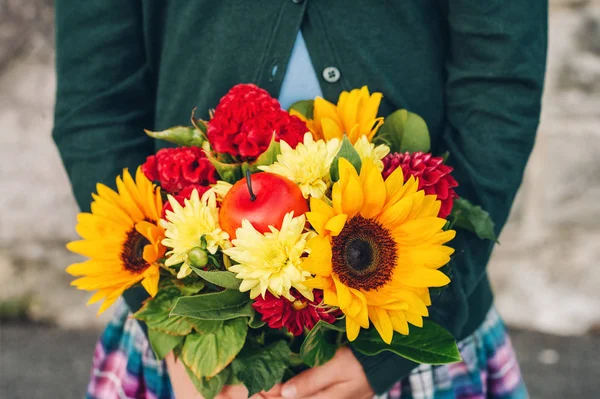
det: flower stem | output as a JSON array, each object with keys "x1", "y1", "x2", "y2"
[{"x1": 246, "y1": 169, "x2": 257, "y2": 201}]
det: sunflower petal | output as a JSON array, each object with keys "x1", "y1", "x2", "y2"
[
  {"x1": 370, "y1": 307, "x2": 394, "y2": 344},
  {"x1": 359, "y1": 160, "x2": 386, "y2": 219},
  {"x1": 403, "y1": 267, "x2": 451, "y2": 288},
  {"x1": 346, "y1": 317, "x2": 361, "y2": 341},
  {"x1": 324, "y1": 214, "x2": 348, "y2": 236},
  {"x1": 321, "y1": 117, "x2": 344, "y2": 141}
]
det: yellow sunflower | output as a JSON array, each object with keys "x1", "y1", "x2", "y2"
[
  {"x1": 66, "y1": 168, "x2": 165, "y2": 314},
  {"x1": 291, "y1": 86, "x2": 384, "y2": 144},
  {"x1": 303, "y1": 159, "x2": 455, "y2": 344}
]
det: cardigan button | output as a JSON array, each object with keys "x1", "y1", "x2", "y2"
[{"x1": 323, "y1": 67, "x2": 341, "y2": 83}]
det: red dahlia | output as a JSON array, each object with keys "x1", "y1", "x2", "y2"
[
  {"x1": 141, "y1": 146, "x2": 218, "y2": 194},
  {"x1": 207, "y1": 84, "x2": 306, "y2": 161},
  {"x1": 252, "y1": 290, "x2": 340, "y2": 336},
  {"x1": 382, "y1": 152, "x2": 459, "y2": 219}
]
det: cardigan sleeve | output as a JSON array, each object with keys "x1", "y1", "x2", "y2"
[
  {"x1": 52, "y1": 0, "x2": 155, "y2": 212},
  {"x1": 355, "y1": 1, "x2": 548, "y2": 394},
  {"x1": 432, "y1": 0, "x2": 548, "y2": 325}
]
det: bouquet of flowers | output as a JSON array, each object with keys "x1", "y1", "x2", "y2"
[{"x1": 66, "y1": 84, "x2": 495, "y2": 398}]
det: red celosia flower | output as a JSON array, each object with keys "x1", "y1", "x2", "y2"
[
  {"x1": 142, "y1": 146, "x2": 218, "y2": 194},
  {"x1": 252, "y1": 289, "x2": 340, "y2": 336},
  {"x1": 382, "y1": 152, "x2": 459, "y2": 219},
  {"x1": 207, "y1": 84, "x2": 307, "y2": 161}
]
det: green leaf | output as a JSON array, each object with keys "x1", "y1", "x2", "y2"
[
  {"x1": 133, "y1": 287, "x2": 192, "y2": 335},
  {"x1": 171, "y1": 289, "x2": 253, "y2": 321},
  {"x1": 450, "y1": 198, "x2": 497, "y2": 241},
  {"x1": 173, "y1": 279, "x2": 205, "y2": 296},
  {"x1": 300, "y1": 320, "x2": 345, "y2": 367},
  {"x1": 376, "y1": 109, "x2": 430, "y2": 153},
  {"x1": 249, "y1": 134, "x2": 281, "y2": 170},
  {"x1": 187, "y1": 319, "x2": 224, "y2": 334},
  {"x1": 189, "y1": 266, "x2": 241, "y2": 290},
  {"x1": 206, "y1": 153, "x2": 243, "y2": 184},
  {"x1": 183, "y1": 363, "x2": 231, "y2": 399},
  {"x1": 144, "y1": 126, "x2": 205, "y2": 147},
  {"x1": 181, "y1": 318, "x2": 248, "y2": 379},
  {"x1": 231, "y1": 340, "x2": 292, "y2": 396},
  {"x1": 248, "y1": 317, "x2": 266, "y2": 329},
  {"x1": 288, "y1": 100, "x2": 314, "y2": 119},
  {"x1": 329, "y1": 135, "x2": 362, "y2": 182},
  {"x1": 351, "y1": 320, "x2": 461, "y2": 364},
  {"x1": 148, "y1": 329, "x2": 184, "y2": 360}
]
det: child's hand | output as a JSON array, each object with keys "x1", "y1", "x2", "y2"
[{"x1": 257, "y1": 347, "x2": 374, "y2": 399}]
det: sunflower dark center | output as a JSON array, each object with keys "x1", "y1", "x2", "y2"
[
  {"x1": 332, "y1": 216, "x2": 397, "y2": 291},
  {"x1": 121, "y1": 229, "x2": 151, "y2": 273},
  {"x1": 345, "y1": 239, "x2": 373, "y2": 271}
]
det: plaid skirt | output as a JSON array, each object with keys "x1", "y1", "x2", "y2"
[{"x1": 86, "y1": 301, "x2": 527, "y2": 399}]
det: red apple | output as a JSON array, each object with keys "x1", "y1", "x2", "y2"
[{"x1": 220, "y1": 172, "x2": 308, "y2": 239}]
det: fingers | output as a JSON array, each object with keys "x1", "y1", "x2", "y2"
[
  {"x1": 277, "y1": 348, "x2": 353, "y2": 398},
  {"x1": 216, "y1": 385, "x2": 249, "y2": 399},
  {"x1": 165, "y1": 353, "x2": 204, "y2": 399},
  {"x1": 298, "y1": 381, "x2": 373, "y2": 399},
  {"x1": 261, "y1": 384, "x2": 283, "y2": 397}
]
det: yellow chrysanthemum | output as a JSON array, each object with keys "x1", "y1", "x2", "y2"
[
  {"x1": 259, "y1": 133, "x2": 341, "y2": 199},
  {"x1": 292, "y1": 86, "x2": 384, "y2": 144},
  {"x1": 224, "y1": 212, "x2": 313, "y2": 301},
  {"x1": 66, "y1": 168, "x2": 165, "y2": 314},
  {"x1": 354, "y1": 135, "x2": 390, "y2": 172},
  {"x1": 162, "y1": 189, "x2": 230, "y2": 278},
  {"x1": 303, "y1": 159, "x2": 456, "y2": 344}
]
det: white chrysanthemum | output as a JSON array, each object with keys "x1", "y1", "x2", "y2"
[
  {"x1": 259, "y1": 133, "x2": 341, "y2": 199},
  {"x1": 224, "y1": 212, "x2": 314, "y2": 301},
  {"x1": 354, "y1": 135, "x2": 390, "y2": 171},
  {"x1": 161, "y1": 190, "x2": 230, "y2": 278}
]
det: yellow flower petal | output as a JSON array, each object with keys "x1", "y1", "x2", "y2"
[
  {"x1": 359, "y1": 160, "x2": 386, "y2": 218},
  {"x1": 390, "y1": 311, "x2": 410, "y2": 335},
  {"x1": 403, "y1": 267, "x2": 451, "y2": 288},
  {"x1": 321, "y1": 117, "x2": 344, "y2": 141},
  {"x1": 346, "y1": 316, "x2": 361, "y2": 341},
  {"x1": 324, "y1": 214, "x2": 348, "y2": 236},
  {"x1": 369, "y1": 306, "x2": 394, "y2": 344}
]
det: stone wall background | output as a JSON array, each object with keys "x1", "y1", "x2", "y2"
[{"x1": 1, "y1": 0, "x2": 599, "y2": 334}]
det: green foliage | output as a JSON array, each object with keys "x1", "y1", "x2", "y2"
[
  {"x1": 133, "y1": 287, "x2": 193, "y2": 335},
  {"x1": 187, "y1": 319, "x2": 224, "y2": 334},
  {"x1": 206, "y1": 153, "x2": 243, "y2": 184},
  {"x1": 189, "y1": 266, "x2": 241, "y2": 290},
  {"x1": 450, "y1": 198, "x2": 497, "y2": 241},
  {"x1": 330, "y1": 136, "x2": 362, "y2": 182},
  {"x1": 351, "y1": 320, "x2": 461, "y2": 364},
  {"x1": 183, "y1": 363, "x2": 231, "y2": 399},
  {"x1": 148, "y1": 329, "x2": 184, "y2": 360},
  {"x1": 144, "y1": 126, "x2": 205, "y2": 147},
  {"x1": 300, "y1": 320, "x2": 345, "y2": 367},
  {"x1": 288, "y1": 100, "x2": 314, "y2": 119},
  {"x1": 173, "y1": 279, "x2": 205, "y2": 296},
  {"x1": 181, "y1": 318, "x2": 248, "y2": 379},
  {"x1": 248, "y1": 317, "x2": 266, "y2": 329},
  {"x1": 231, "y1": 340, "x2": 292, "y2": 396},
  {"x1": 375, "y1": 109, "x2": 431, "y2": 153},
  {"x1": 249, "y1": 134, "x2": 281, "y2": 170},
  {"x1": 171, "y1": 289, "x2": 254, "y2": 321}
]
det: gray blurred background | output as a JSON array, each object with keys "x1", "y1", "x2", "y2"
[{"x1": 1, "y1": 0, "x2": 599, "y2": 398}]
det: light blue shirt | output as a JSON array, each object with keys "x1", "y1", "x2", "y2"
[{"x1": 278, "y1": 32, "x2": 324, "y2": 110}]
